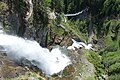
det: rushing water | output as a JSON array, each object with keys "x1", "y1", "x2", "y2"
[
  {"x1": 0, "y1": 33, "x2": 71, "y2": 75},
  {"x1": 67, "y1": 39, "x2": 93, "y2": 50}
]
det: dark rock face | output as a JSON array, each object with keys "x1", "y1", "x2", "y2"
[{"x1": 0, "y1": 53, "x2": 26, "y2": 79}]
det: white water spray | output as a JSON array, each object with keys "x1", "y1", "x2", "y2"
[
  {"x1": 0, "y1": 33, "x2": 71, "y2": 75},
  {"x1": 67, "y1": 39, "x2": 93, "y2": 50}
]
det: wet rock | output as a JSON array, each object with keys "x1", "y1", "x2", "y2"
[
  {"x1": 0, "y1": 45, "x2": 96, "y2": 80},
  {"x1": 46, "y1": 46, "x2": 95, "y2": 80},
  {"x1": 0, "y1": 54, "x2": 27, "y2": 79},
  {"x1": 60, "y1": 36, "x2": 72, "y2": 47}
]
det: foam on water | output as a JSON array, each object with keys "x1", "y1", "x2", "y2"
[
  {"x1": 67, "y1": 39, "x2": 93, "y2": 50},
  {"x1": 0, "y1": 33, "x2": 71, "y2": 75}
]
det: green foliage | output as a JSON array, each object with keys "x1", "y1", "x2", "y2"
[
  {"x1": 86, "y1": 50, "x2": 105, "y2": 78},
  {"x1": 61, "y1": 21, "x2": 86, "y2": 42},
  {"x1": 6, "y1": 71, "x2": 45, "y2": 80},
  {"x1": 0, "y1": 2, "x2": 8, "y2": 15},
  {"x1": 51, "y1": 25, "x2": 65, "y2": 36},
  {"x1": 108, "y1": 74, "x2": 120, "y2": 80},
  {"x1": 103, "y1": 20, "x2": 120, "y2": 50},
  {"x1": 51, "y1": 0, "x2": 64, "y2": 12},
  {"x1": 86, "y1": 77, "x2": 95, "y2": 80},
  {"x1": 67, "y1": 20, "x2": 87, "y2": 41},
  {"x1": 12, "y1": 0, "x2": 26, "y2": 13},
  {"x1": 65, "y1": 0, "x2": 75, "y2": 13},
  {"x1": 41, "y1": 0, "x2": 51, "y2": 7},
  {"x1": 74, "y1": 20, "x2": 87, "y2": 33},
  {"x1": 46, "y1": 0, "x2": 51, "y2": 7},
  {"x1": 102, "y1": 0, "x2": 120, "y2": 16},
  {"x1": 101, "y1": 20, "x2": 120, "y2": 79},
  {"x1": 109, "y1": 62, "x2": 120, "y2": 74},
  {"x1": 103, "y1": 50, "x2": 120, "y2": 79},
  {"x1": 52, "y1": 13, "x2": 87, "y2": 42}
]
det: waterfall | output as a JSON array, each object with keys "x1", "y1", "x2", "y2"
[
  {"x1": 0, "y1": 33, "x2": 71, "y2": 75},
  {"x1": 67, "y1": 39, "x2": 93, "y2": 50}
]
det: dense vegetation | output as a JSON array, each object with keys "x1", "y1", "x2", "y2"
[{"x1": 0, "y1": 0, "x2": 120, "y2": 80}]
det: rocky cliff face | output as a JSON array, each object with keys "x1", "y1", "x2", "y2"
[
  {"x1": 0, "y1": 52, "x2": 26, "y2": 79},
  {"x1": 0, "y1": 0, "x2": 119, "y2": 80},
  {"x1": 0, "y1": 44, "x2": 97, "y2": 80}
]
